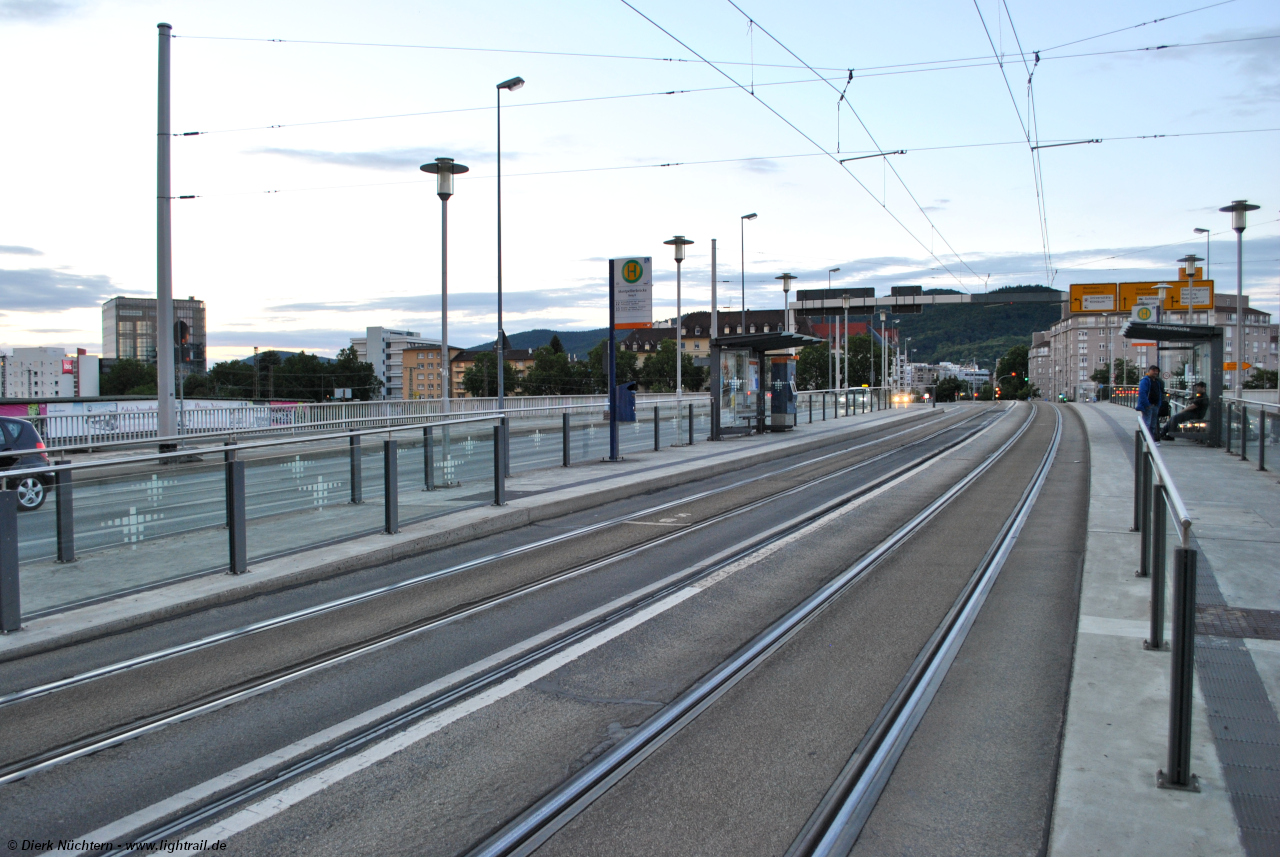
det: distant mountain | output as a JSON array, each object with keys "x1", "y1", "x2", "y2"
[
  {"x1": 891, "y1": 285, "x2": 1060, "y2": 368},
  {"x1": 469, "y1": 328, "x2": 609, "y2": 359},
  {"x1": 237, "y1": 350, "x2": 336, "y2": 364}
]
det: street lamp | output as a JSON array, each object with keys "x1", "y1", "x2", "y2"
[
  {"x1": 1219, "y1": 200, "x2": 1260, "y2": 395},
  {"x1": 664, "y1": 235, "x2": 695, "y2": 442},
  {"x1": 829, "y1": 268, "x2": 840, "y2": 390},
  {"x1": 495, "y1": 75, "x2": 524, "y2": 468},
  {"x1": 776, "y1": 273, "x2": 797, "y2": 333},
  {"x1": 741, "y1": 213, "x2": 757, "y2": 336},
  {"x1": 1193, "y1": 228, "x2": 1210, "y2": 282},
  {"x1": 420, "y1": 157, "x2": 469, "y2": 417}
]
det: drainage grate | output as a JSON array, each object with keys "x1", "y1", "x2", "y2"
[{"x1": 1198, "y1": 605, "x2": 1280, "y2": 641}]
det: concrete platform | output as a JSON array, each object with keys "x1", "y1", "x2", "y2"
[
  {"x1": 0, "y1": 403, "x2": 940, "y2": 663},
  {"x1": 1050, "y1": 403, "x2": 1280, "y2": 856}
]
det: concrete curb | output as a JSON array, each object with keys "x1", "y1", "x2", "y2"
[{"x1": 0, "y1": 408, "x2": 941, "y2": 662}]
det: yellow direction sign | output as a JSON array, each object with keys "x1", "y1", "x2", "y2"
[
  {"x1": 1168, "y1": 279, "x2": 1214, "y2": 311},
  {"x1": 1119, "y1": 282, "x2": 1176, "y2": 312},
  {"x1": 1223, "y1": 362, "x2": 1253, "y2": 371},
  {"x1": 1069, "y1": 283, "x2": 1117, "y2": 313}
]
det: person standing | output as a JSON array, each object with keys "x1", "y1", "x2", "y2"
[{"x1": 1136, "y1": 365, "x2": 1165, "y2": 444}]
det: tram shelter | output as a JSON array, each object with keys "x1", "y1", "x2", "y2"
[
  {"x1": 1122, "y1": 320, "x2": 1224, "y2": 446},
  {"x1": 710, "y1": 330, "x2": 821, "y2": 440}
]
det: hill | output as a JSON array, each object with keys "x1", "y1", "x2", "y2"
[
  {"x1": 889, "y1": 285, "x2": 1060, "y2": 368},
  {"x1": 469, "y1": 328, "x2": 608, "y2": 359}
]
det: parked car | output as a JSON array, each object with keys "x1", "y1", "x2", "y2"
[{"x1": 0, "y1": 417, "x2": 54, "y2": 512}]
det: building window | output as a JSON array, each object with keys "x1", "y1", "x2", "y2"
[
  {"x1": 749, "y1": 324, "x2": 756, "y2": 333},
  {"x1": 762, "y1": 324, "x2": 770, "y2": 333},
  {"x1": 694, "y1": 327, "x2": 702, "y2": 335}
]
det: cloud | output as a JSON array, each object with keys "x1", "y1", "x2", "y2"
[
  {"x1": 250, "y1": 145, "x2": 509, "y2": 173},
  {"x1": 0, "y1": 267, "x2": 139, "y2": 311},
  {"x1": 207, "y1": 329, "x2": 360, "y2": 352},
  {"x1": 0, "y1": 245, "x2": 42, "y2": 255},
  {"x1": 741, "y1": 159, "x2": 783, "y2": 174},
  {"x1": 0, "y1": 0, "x2": 77, "y2": 21},
  {"x1": 269, "y1": 288, "x2": 603, "y2": 317}
]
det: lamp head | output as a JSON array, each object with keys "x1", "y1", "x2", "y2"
[
  {"x1": 663, "y1": 235, "x2": 694, "y2": 262},
  {"x1": 420, "y1": 157, "x2": 469, "y2": 200},
  {"x1": 1219, "y1": 199, "x2": 1260, "y2": 233},
  {"x1": 741, "y1": 213, "x2": 757, "y2": 221},
  {"x1": 1193, "y1": 228, "x2": 1210, "y2": 235},
  {"x1": 497, "y1": 76, "x2": 525, "y2": 92},
  {"x1": 775, "y1": 272, "x2": 797, "y2": 294}
]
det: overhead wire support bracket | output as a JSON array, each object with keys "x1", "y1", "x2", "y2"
[
  {"x1": 1030, "y1": 138, "x2": 1100, "y2": 151},
  {"x1": 838, "y1": 150, "x2": 906, "y2": 163}
]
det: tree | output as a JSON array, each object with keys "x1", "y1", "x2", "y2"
[
  {"x1": 637, "y1": 340, "x2": 705, "y2": 392},
  {"x1": 462, "y1": 352, "x2": 522, "y2": 397},
  {"x1": 100, "y1": 359, "x2": 158, "y2": 396},
  {"x1": 585, "y1": 340, "x2": 638, "y2": 393},
  {"x1": 935, "y1": 376, "x2": 968, "y2": 402},
  {"x1": 842, "y1": 334, "x2": 884, "y2": 388},
  {"x1": 548, "y1": 334, "x2": 565, "y2": 354},
  {"x1": 977, "y1": 381, "x2": 995, "y2": 401},
  {"x1": 995, "y1": 344, "x2": 1031, "y2": 399},
  {"x1": 1245, "y1": 368, "x2": 1278, "y2": 390},
  {"x1": 522, "y1": 345, "x2": 581, "y2": 395},
  {"x1": 796, "y1": 342, "x2": 830, "y2": 390}
]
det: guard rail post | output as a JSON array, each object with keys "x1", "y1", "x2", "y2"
[
  {"x1": 0, "y1": 491, "x2": 19, "y2": 632},
  {"x1": 833, "y1": 391, "x2": 839, "y2": 419},
  {"x1": 1158, "y1": 546, "x2": 1200, "y2": 792},
  {"x1": 493, "y1": 425, "x2": 505, "y2": 506},
  {"x1": 562, "y1": 412, "x2": 571, "y2": 467},
  {"x1": 1240, "y1": 406, "x2": 1249, "y2": 462},
  {"x1": 1131, "y1": 431, "x2": 1142, "y2": 533},
  {"x1": 821, "y1": 393, "x2": 826, "y2": 421},
  {"x1": 1259, "y1": 412, "x2": 1267, "y2": 471},
  {"x1": 654, "y1": 406, "x2": 660, "y2": 451},
  {"x1": 424, "y1": 426, "x2": 435, "y2": 491},
  {"x1": 809, "y1": 395, "x2": 813, "y2": 424},
  {"x1": 1137, "y1": 453, "x2": 1152, "y2": 578},
  {"x1": 384, "y1": 439, "x2": 398, "y2": 534},
  {"x1": 503, "y1": 417, "x2": 511, "y2": 478},
  {"x1": 1145, "y1": 484, "x2": 1169, "y2": 651},
  {"x1": 225, "y1": 459, "x2": 247, "y2": 575},
  {"x1": 349, "y1": 430, "x2": 363, "y2": 504},
  {"x1": 55, "y1": 461, "x2": 74, "y2": 563},
  {"x1": 1225, "y1": 403, "x2": 1233, "y2": 455},
  {"x1": 689, "y1": 403, "x2": 695, "y2": 444},
  {"x1": 223, "y1": 442, "x2": 236, "y2": 528}
]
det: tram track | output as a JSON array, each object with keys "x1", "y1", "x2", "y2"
[
  {"x1": 0, "y1": 406, "x2": 1003, "y2": 792},
  {"x1": 463, "y1": 403, "x2": 1056, "y2": 857},
  {"x1": 32, "y1": 403, "x2": 1027, "y2": 852}
]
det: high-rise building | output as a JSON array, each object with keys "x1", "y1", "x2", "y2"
[
  {"x1": 102, "y1": 296, "x2": 206, "y2": 376},
  {"x1": 350, "y1": 327, "x2": 440, "y2": 400},
  {"x1": 1, "y1": 347, "x2": 69, "y2": 399}
]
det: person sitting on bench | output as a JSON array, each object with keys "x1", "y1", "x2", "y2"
[{"x1": 1161, "y1": 382, "x2": 1209, "y2": 440}]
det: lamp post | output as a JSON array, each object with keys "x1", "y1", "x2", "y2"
[
  {"x1": 496, "y1": 75, "x2": 524, "y2": 470},
  {"x1": 1193, "y1": 227, "x2": 1211, "y2": 282},
  {"x1": 776, "y1": 273, "x2": 797, "y2": 333},
  {"x1": 741, "y1": 213, "x2": 757, "y2": 336},
  {"x1": 1220, "y1": 200, "x2": 1260, "y2": 396},
  {"x1": 828, "y1": 269, "x2": 840, "y2": 389},
  {"x1": 841, "y1": 293, "x2": 850, "y2": 392},
  {"x1": 664, "y1": 235, "x2": 695, "y2": 443},
  {"x1": 420, "y1": 158, "x2": 469, "y2": 415},
  {"x1": 875, "y1": 309, "x2": 886, "y2": 388}
]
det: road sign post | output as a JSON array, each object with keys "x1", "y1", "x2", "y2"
[{"x1": 607, "y1": 256, "x2": 652, "y2": 462}]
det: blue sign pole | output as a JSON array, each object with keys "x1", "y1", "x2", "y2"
[{"x1": 608, "y1": 261, "x2": 619, "y2": 461}]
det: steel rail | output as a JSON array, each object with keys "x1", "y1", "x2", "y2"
[
  {"x1": 464, "y1": 404, "x2": 1040, "y2": 857},
  {"x1": 0, "y1": 407, "x2": 979, "y2": 714},
  {"x1": 1136, "y1": 413, "x2": 1193, "y2": 547},
  {"x1": 67, "y1": 408, "x2": 1011, "y2": 850},
  {"x1": 793, "y1": 404, "x2": 1062, "y2": 857}
]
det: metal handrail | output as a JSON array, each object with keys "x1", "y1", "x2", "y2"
[{"x1": 1136, "y1": 414, "x2": 1193, "y2": 548}]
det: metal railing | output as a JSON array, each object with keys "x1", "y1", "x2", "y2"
[
  {"x1": 1131, "y1": 414, "x2": 1200, "y2": 791},
  {"x1": 1220, "y1": 395, "x2": 1277, "y2": 471}
]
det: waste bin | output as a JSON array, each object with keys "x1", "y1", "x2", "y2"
[{"x1": 615, "y1": 382, "x2": 637, "y2": 423}]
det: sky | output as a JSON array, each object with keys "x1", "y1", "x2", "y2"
[{"x1": 1, "y1": 0, "x2": 1277, "y2": 363}]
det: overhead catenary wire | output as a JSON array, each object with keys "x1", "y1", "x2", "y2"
[
  {"x1": 720, "y1": 0, "x2": 988, "y2": 290},
  {"x1": 171, "y1": 126, "x2": 1280, "y2": 199},
  {"x1": 171, "y1": 34, "x2": 1280, "y2": 138}
]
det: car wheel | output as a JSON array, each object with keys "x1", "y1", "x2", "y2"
[{"x1": 13, "y1": 476, "x2": 46, "y2": 512}]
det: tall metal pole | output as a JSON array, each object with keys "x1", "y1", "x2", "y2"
[
  {"x1": 740, "y1": 218, "x2": 746, "y2": 336},
  {"x1": 843, "y1": 302, "x2": 849, "y2": 392},
  {"x1": 156, "y1": 23, "x2": 177, "y2": 443},
  {"x1": 676, "y1": 257, "x2": 683, "y2": 432},
  {"x1": 710, "y1": 239, "x2": 717, "y2": 348},
  {"x1": 496, "y1": 86, "x2": 505, "y2": 413},
  {"x1": 1235, "y1": 229, "x2": 1244, "y2": 397},
  {"x1": 441, "y1": 195, "x2": 450, "y2": 416}
]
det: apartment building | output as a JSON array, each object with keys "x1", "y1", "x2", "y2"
[
  {"x1": 1029, "y1": 292, "x2": 1277, "y2": 400},
  {"x1": 2, "y1": 347, "x2": 69, "y2": 399},
  {"x1": 400, "y1": 344, "x2": 464, "y2": 400},
  {"x1": 350, "y1": 327, "x2": 440, "y2": 400}
]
